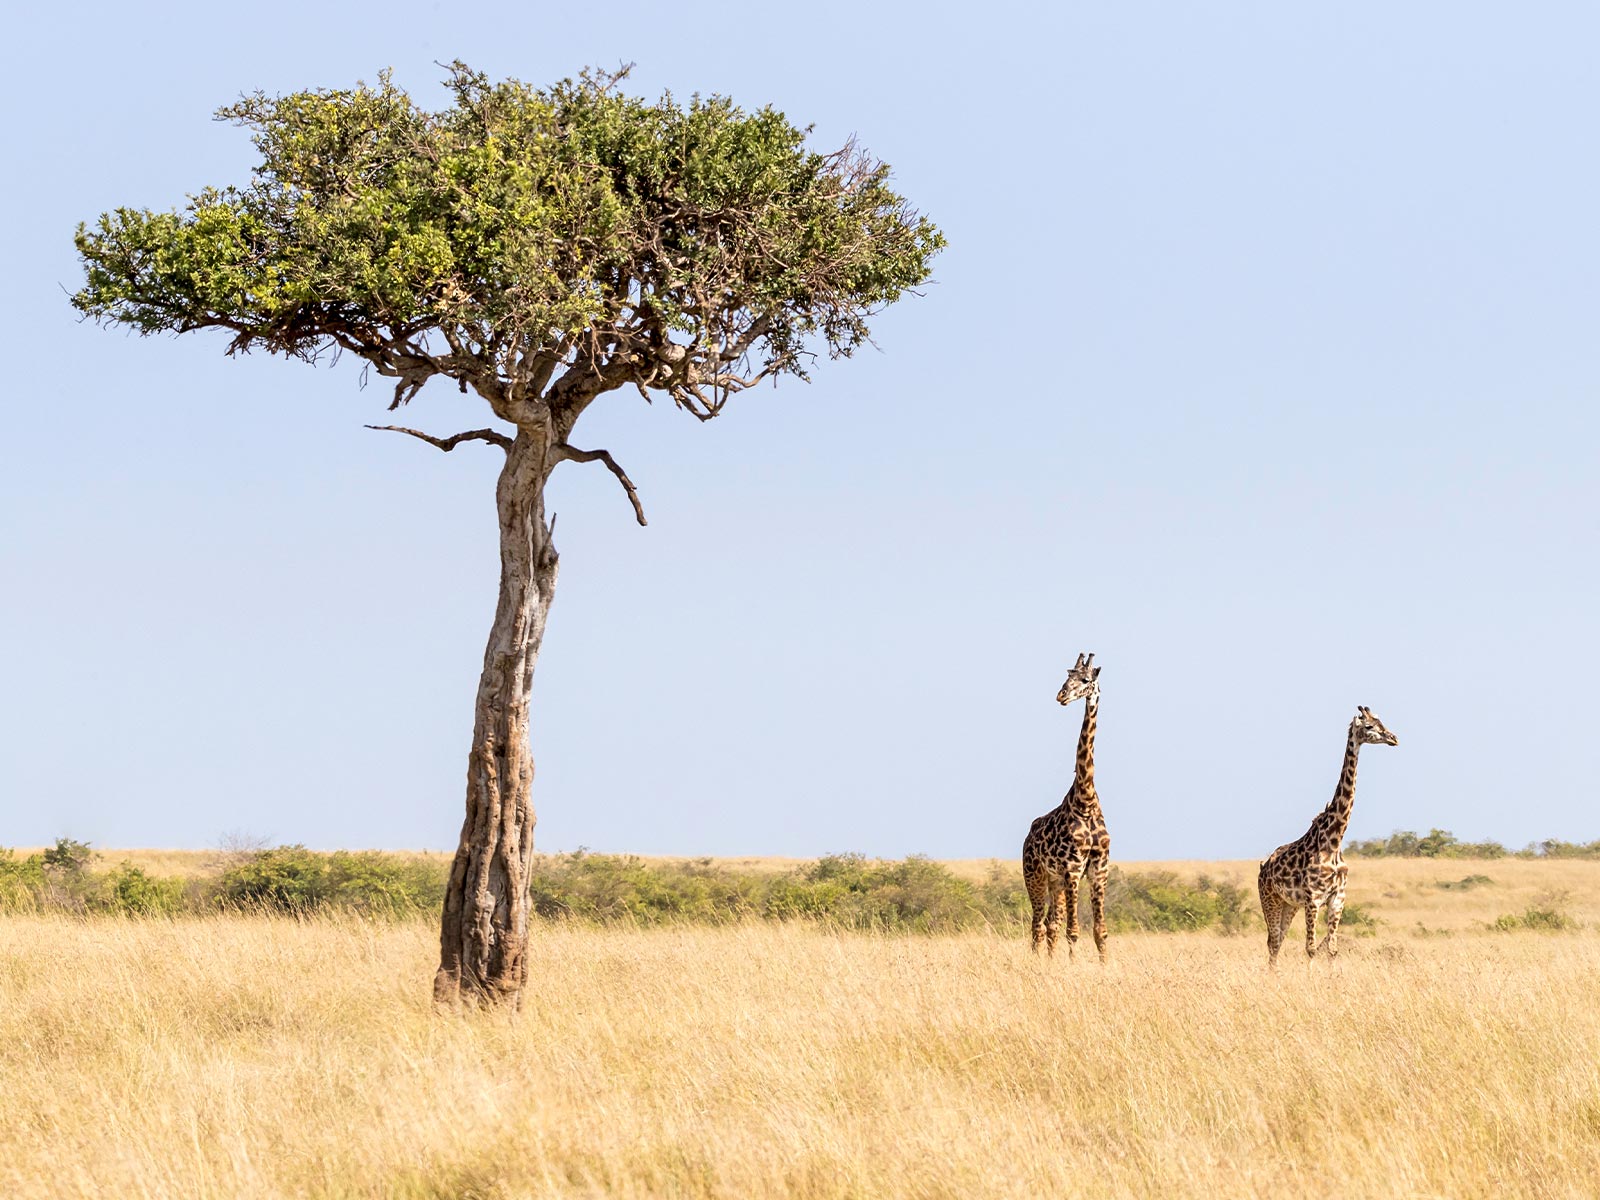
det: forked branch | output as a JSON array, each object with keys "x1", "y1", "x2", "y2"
[
  {"x1": 364, "y1": 425, "x2": 513, "y2": 452},
  {"x1": 557, "y1": 444, "x2": 647, "y2": 526}
]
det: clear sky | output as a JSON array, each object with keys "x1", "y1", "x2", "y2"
[{"x1": 2, "y1": 2, "x2": 1596, "y2": 859}]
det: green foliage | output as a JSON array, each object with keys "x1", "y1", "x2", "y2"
[
  {"x1": 528, "y1": 851, "x2": 763, "y2": 925},
  {"x1": 1523, "y1": 839, "x2": 1600, "y2": 859},
  {"x1": 325, "y1": 851, "x2": 447, "y2": 916},
  {"x1": 42, "y1": 837, "x2": 95, "y2": 873},
  {"x1": 1491, "y1": 907, "x2": 1575, "y2": 932},
  {"x1": 74, "y1": 64, "x2": 943, "y2": 403},
  {"x1": 215, "y1": 846, "x2": 448, "y2": 915},
  {"x1": 1346, "y1": 829, "x2": 1510, "y2": 858},
  {"x1": 0, "y1": 848, "x2": 48, "y2": 911},
  {"x1": 772, "y1": 853, "x2": 998, "y2": 932},
  {"x1": 1338, "y1": 902, "x2": 1379, "y2": 935},
  {"x1": 3, "y1": 846, "x2": 183, "y2": 917},
  {"x1": 1106, "y1": 870, "x2": 1255, "y2": 934},
  {"x1": 1349, "y1": 830, "x2": 1600, "y2": 859},
  {"x1": 522, "y1": 853, "x2": 1253, "y2": 936},
  {"x1": 216, "y1": 845, "x2": 331, "y2": 913},
  {"x1": 1491, "y1": 891, "x2": 1577, "y2": 932},
  {"x1": 1434, "y1": 874, "x2": 1494, "y2": 891},
  {"x1": 97, "y1": 864, "x2": 186, "y2": 916},
  {"x1": 0, "y1": 844, "x2": 1259, "y2": 935}
]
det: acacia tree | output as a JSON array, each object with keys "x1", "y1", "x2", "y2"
[{"x1": 74, "y1": 64, "x2": 942, "y2": 1005}]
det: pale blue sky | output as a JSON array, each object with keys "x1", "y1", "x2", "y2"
[{"x1": 2, "y1": 2, "x2": 1596, "y2": 859}]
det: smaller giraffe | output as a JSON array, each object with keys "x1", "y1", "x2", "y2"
[
  {"x1": 1258, "y1": 706, "x2": 1398, "y2": 966},
  {"x1": 1022, "y1": 653, "x2": 1112, "y2": 961}
]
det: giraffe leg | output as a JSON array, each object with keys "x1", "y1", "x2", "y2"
[
  {"x1": 1088, "y1": 854, "x2": 1109, "y2": 963},
  {"x1": 1260, "y1": 876, "x2": 1286, "y2": 966},
  {"x1": 1322, "y1": 888, "x2": 1346, "y2": 958},
  {"x1": 1025, "y1": 865, "x2": 1050, "y2": 955},
  {"x1": 1304, "y1": 900, "x2": 1319, "y2": 961},
  {"x1": 1045, "y1": 881, "x2": 1065, "y2": 957},
  {"x1": 1062, "y1": 872, "x2": 1081, "y2": 960},
  {"x1": 1259, "y1": 875, "x2": 1283, "y2": 966}
]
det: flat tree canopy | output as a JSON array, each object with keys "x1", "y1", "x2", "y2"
[
  {"x1": 74, "y1": 65, "x2": 943, "y2": 1005},
  {"x1": 76, "y1": 64, "x2": 941, "y2": 420}
]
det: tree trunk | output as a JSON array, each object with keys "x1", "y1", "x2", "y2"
[{"x1": 434, "y1": 429, "x2": 557, "y2": 1006}]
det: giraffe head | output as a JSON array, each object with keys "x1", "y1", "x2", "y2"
[
  {"x1": 1056, "y1": 653, "x2": 1101, "y2": 707},
  {"x1": 1353, "y1": 706, "x2": 1399, "y2": 746}
]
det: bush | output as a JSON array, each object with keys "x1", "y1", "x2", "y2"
[
  {"x1": 0, "y1": 842, "x2": 1274, "y2": 936},
  {"x1": 0, "y1": 848, "x2": 47, "y2": 911},
  {"x1": 213, "y1": 846, "x2": 447, "y2": 916},
  {"x1": 1491, "y1": 890, "x2": 1577, "y2": 932},
  {"x1": 216, "y1": 845, "x2": 330, "y2": 913},
  {"x1": 42, "y1": 837, "x2": 95, "y2": 873},
  {"x1": 3, "y1": 842, "x2": 100, "y2": 913},
  {"x1": 1346, "y1": 829, "x2": 1509, "y2": 859},
  {"x1": 1339, "y1": 902, "x2": 1378, "y2": 935},
  {"x1": 1346, "y1": 829, "x2": 1600, "y2": 860},
  {"x1": 1524, "y1": 839, "x2": 1600, "y2": 859},
  {"x1": 97, "y1": 864, "x2": 186, "y2": 916},
  {"x1": 527, "y1": 850, "x2": 765, "y2": 925},
  {"x1": 1102, "y1": 870, "x2": 1254, "y2": 934},
  {"x1": 326, "y1": 851, "x2": 446, "y2": 917},
  {"x1": 1435, "y1": 874, "x2": 1493, "y2": 891},
  {"x1": 772, "y1": 853, "x2": 994, "y2": 932}
]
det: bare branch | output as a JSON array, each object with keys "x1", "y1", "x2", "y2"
[
  {"x1": 365, "y1": 425, "x2": 513, "y2": 453},
  {"x1": 556, "y1": 444, "x2": 647, "y2": 526}
]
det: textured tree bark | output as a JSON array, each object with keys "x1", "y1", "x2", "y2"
[{"x1": 434, "y1": 428, "x2": 558, "y2": 1006}]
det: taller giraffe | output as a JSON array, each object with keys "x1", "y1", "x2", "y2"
[
  {"x1": 1258, "y1": 706, "x2": 1399, "y2": 965},
  {"x1": 1022, "y1": 653, "x2": 1111, "y2": 960}
]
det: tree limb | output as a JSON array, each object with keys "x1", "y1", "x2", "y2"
[
  {"x1": 556, "y1": 444, "x2": 647, "y2": 526},
  {"x1": 364, "y1": 425, "x2": 513, "y2": 452}
]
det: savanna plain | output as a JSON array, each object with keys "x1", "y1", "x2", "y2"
[{"x1": 3, "y1": 854, "x2": 1599, "y2": 1200}]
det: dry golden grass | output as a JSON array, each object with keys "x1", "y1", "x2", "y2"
[{"x1": 4, "y1": 862, "x2": 1600, "y2": 1200}]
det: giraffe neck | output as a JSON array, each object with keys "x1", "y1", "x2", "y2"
[
  {"x1": 1073, "y1": 694, "x2": 1099, "y2": 800},
  {"x1": 1319, "y1": 723, "x2": 1363, "y2": 846}
]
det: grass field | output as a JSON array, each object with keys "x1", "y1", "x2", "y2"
[{"x1": 3, "y1": 858, "x2": 1599, "y2": 1199}]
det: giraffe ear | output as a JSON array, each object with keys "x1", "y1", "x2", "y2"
[{"x1": 1092, "y1": 667, "x2": 1102, "y2": 680}]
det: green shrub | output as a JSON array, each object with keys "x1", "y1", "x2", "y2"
[
  {"x1": 1345, "y1": 829, "x2": 1600, "y2": 860},
  {"x1": 326, "y1": 851, "x2": 446, "y2": 917},
  {"x1": 0, "y1": 843, "x2": 1288, "y2": 936},
  {"x1": 527, "y1": 850, "x2": 764, "y2": 926},
  {"x1": 97, "y1": 864, "x2": 185, "y2": 916},
  {"x1": 1524, "y1": 839, "x2": 1600, "y2": 859},
  {"x1": 1491, "y1": 891, "x2": 1577, "y2": 932},
  {"x1": 1491, "y1": 908, "x2": 1575, "y2": 932},
  {"x1": 217, "y1": 845, "x2": 330, "y2": 913},
  {"x1": 4, "y1": 841, "x2": 99, "y2": 912},
  {"x1": 214, "y1": 846, "x2": 448, "y2": 916},
  {"x1": 1101, "y1": 869, "x2": 1254, "y2": 934},
  {"x1": 1346, "y1": 829, "x2": 1509, "y2": 859},
  {"x1": 42, "y1": 837, "x2": 95, "y2": 873},
  {"x1": 776, "y1": 854, "x2": 989, "y2": 932},
  {"x1": 1434, "y1": 874, "x2": 1493, "y2": 891},
  {"x1": 1339, "y1": 902, "x2": 1378, "y2": 935},
  {"x1": 0, "y1": 848, "x2": 47, "y2": 911}
]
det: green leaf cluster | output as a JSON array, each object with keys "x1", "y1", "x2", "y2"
[{"x1": 74, "y1": 64, "x2": 943, "y2": 392}]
